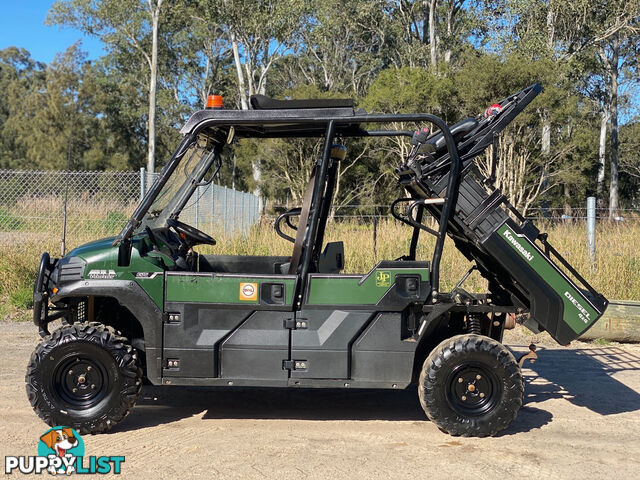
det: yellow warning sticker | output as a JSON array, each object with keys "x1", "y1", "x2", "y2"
[{"x1": 239, "y1": 282, "x2": 258, "y2": 301}]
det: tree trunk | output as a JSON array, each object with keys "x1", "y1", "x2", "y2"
[
  {"x1": 231, "y1": 32, "x2": 249, "y2": 110},
  {"x1": 231, "y1": 155, "x2": 237, "y2": 190},
  {"x1": 608, "y1": 40, "x2": 619, "y2": 220},
  {"x1": 422, "y1": 1, "x2": 429, "y2": 43},
  {"x1": 563, "y1": 183, "x2": 571, "y2": 216},
  {"x1": 540, "y1": 117, "x2": 551, "y2": 216},
  {"x1": 444, "y1": 2, "x2": 453, "y2": 63},
  {"x1": 258, "y1": 44, "x2": 268, "y2": 95},
  {"x1": 546, "y1": 6, "x2": 555, "y2": 50},
  {"x1": 429, "y1": 0, "x2": 438, "y2": 72},
  {"x1": 201, "y1": 51, "x2": 210, "y2": 106},
  {"x1": 147, "y1": 0, "x2": 161, "y2": 174},
  {"x1": 252, "y1": 161, "x2": 263, "y2": 213},
  {"x1": 541, "y1": 120, "x2": 551, "y2": 155},
  {"x1": 597, "y1": 106, "x2": 608, "y2": 208}
]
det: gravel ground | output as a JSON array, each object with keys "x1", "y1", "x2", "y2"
[{"x1": 1, "y1": 321, "x2": 639, "y2": 479}]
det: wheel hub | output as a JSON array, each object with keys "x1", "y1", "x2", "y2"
[
  {"x1": 448, "y1": 365, "x2": 500, "y2": 415},
  {"x1": 57, "y1": 357, "x2": 106, "y2": 407}
]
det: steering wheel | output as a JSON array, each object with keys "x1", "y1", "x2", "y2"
[{"x1": 166, "y1": 218, "x2": 216, "y2": 247}]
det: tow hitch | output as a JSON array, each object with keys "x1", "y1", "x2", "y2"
[{"x1": 518, "y1": 343, "x2": 538, "y2": 368}]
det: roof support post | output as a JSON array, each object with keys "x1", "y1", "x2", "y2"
[{"x1": 295, "y1": 120, "x2": 336, "y2": 307}]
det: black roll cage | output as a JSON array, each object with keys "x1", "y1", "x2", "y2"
[{"x1": 116, "y1": 109, "x2": 464, "y2": 303}]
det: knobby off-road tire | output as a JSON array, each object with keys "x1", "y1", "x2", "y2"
[
  {"x1": 418, "y1": 334, "x2": 523, "y2": 437},
  {"x1": 26, "y1": 322, "x2": 142, "y2": 434}
]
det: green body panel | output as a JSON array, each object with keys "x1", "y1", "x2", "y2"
[
  {"x1": 67, "y1": 236, "x2": 165, "y2": 309},
  {"x1": 165, "y1": 274, "x2": 296, "y2": 305},
  {"x1": 132, "y1": 276, "x2": 164, "y2": 310},
  {"x1": 306, "y1": 268, "x2": 429, "y2": 305},
  {"x1": 497, "y1": 224, "x2": 599, "y2": 334}
]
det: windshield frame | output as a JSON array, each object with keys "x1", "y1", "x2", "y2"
[
  {"x1": 142, "y1": 135, "x2": 221, "y2": 229},
  {"x1": 113, "y1": 130, "x2": 225, "y2": 245}
]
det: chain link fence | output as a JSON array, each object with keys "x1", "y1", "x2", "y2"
[
  {"x1": 1, "y1": 167, "x2": 636, "y2": 253},
  {"x1": 0, "y1": 169, "x2": 260, "y2": 252}
]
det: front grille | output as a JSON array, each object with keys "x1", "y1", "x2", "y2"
[{"x1": 74, "y1": 299, "x2": 87, "y2": 323}]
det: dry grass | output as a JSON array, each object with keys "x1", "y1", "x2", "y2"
[{"x1": 1, "y1": 218, "x2": 638, "y2": 320}]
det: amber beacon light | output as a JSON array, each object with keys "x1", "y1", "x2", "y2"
[{"x1": 206, "y1": 94, "x2": 223, "y2": 109}]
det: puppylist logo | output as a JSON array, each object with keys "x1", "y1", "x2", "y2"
[{"x1": 5, "y1": 427, "x2": 124, "y2": 475}]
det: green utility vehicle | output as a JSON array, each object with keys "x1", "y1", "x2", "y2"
[{"x1": 28, "y1": 84, "x2": 608, "y2": 437}]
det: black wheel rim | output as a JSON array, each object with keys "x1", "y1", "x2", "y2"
[
  {"x1": 446, "y1": 362, "x2": 502, "y2": 416},
  {"x1": 51, "y1": 351, "x2": 112, "y2": 409}
]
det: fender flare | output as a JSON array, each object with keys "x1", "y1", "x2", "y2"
[{"x1": 52, "y1": 279, "x2": 164, "y2": 384}]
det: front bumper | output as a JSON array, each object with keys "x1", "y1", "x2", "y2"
[
  {"x1": 33, "y1": 252, "x2": 70, "y2": 337},
  {"x1": 33, "y1": 252, "x2": 54, "y2": 336},
  {"x1": 34, "y1": 253, "x2": 89, "y2": 337}
]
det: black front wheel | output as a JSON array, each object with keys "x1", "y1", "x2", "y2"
[
  {"x1": 418, "y1": 334, "x2": 523, "y2": 437},
  {"x1": 26, "y1": 322, "x2": 141, "y2": 434}
]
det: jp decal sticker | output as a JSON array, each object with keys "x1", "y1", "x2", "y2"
[{"x1": 375, "y1": 271, "x2": 391, "y2": 287}]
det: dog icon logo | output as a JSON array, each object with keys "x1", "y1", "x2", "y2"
[
  {"x1": 38, "y1": 427, "x2": 84, "y2": 475},
  {"x1": 5, "y1": 426, "x2": 125, "y2": 475}
]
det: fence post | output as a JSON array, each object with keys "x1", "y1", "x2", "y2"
[
  {"x1": 61, "y1": 170, "x2": 69, "y2": 256},
  {"x1": 373, "y1": 207, "x2": 378, "y2": 263},
  {"x1": 587, "y1": 196, "x2": 596, "y2": 271},
  {"x1": 195, "y1": 186, "x2": 199, "y2": 229},
  {"x1": 241, "y1": 192, "x2": 246, "y2": 234},
  {"x1": 254, "y1": 195, "x2": 258, "y2": 224},
  {"x1": 223, "y1": 187, "x2": 228, "y2": 235},
  {"x1": 140, "y1": 167, "x2": 146, "y2": 200},
  {"x1": 210, "y1": 183, "x2": 215, "y2": 229}
]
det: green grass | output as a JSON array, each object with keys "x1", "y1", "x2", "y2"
[
  {"x1": 10, "y1": 287, "x2": 33, "y2": 309},
  {"x1": 84, "y1": 211, "x2": 129, "y2": 236},
  {"x1": 0, "y1": 207, "x2": 24, "y2": 230}
]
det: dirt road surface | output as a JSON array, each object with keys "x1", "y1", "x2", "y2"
[{"x1": 2, "y1": 321, "x2": 639, "y2": 479}]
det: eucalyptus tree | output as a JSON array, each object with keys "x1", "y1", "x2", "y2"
[
  {"x1": 480, "y1": 0, "x2": 640, "y2": 215},
  {"x1": 206, "y1": 0, "x2": 309, "y2": 109},
  {"x1": 1, "y1": 44, "x2": 99, "y2": 170},
  {"x1": 48, "y1": 0, "x2": 168, "y2": 175},
  {"x1": 289, "y1": 0, "x2": 390, "y2": 96}
]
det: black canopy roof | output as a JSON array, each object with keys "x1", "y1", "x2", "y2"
[{"x1": 179, "y1": 96, "x2": 366, "y2": 138}]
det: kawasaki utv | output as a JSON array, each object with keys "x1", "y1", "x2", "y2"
[{"x1": 28, "y1": 84, "x2": 608, "y2": 437}]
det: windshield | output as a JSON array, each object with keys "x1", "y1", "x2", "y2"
[
  {"x1": 148, "y1": 141, "x2": 209, "y2": 219},
  {"x1": 115, "y1": 129, "x2": 228, "y2": 244},
  {"x1": 140, "y1": 132, "x2": 222, "y2": 230}
]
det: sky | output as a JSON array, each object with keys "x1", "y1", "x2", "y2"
[{"x1": 0, "y1": 0, "x2": 105, "y2": 63}]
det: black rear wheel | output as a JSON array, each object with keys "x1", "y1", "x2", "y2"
[
  {"x1": 26, "y1": 322, "x2": 141, "y2": 434},
  {"x1": 418, "y1": 334, "x2": 523, "y2": 437}
]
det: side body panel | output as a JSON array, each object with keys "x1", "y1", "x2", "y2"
[
  {"x1": 163, "y1": 272, "x2": 296, "y2": 381},
  {"x1": 290, "y1": 262, "x2": 429, "y2": 382}
]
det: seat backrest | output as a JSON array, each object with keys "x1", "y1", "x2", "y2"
[
  {"x1": 288, "y1": 167, "x2": 317, "y2": 274},
  {"x1": 318, "y1": 241, "x2": 345, "y2": 274}
]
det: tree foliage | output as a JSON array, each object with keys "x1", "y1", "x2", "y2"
[{"x1": 0, "y1": 0, "x2": 638, "y2": 213}]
